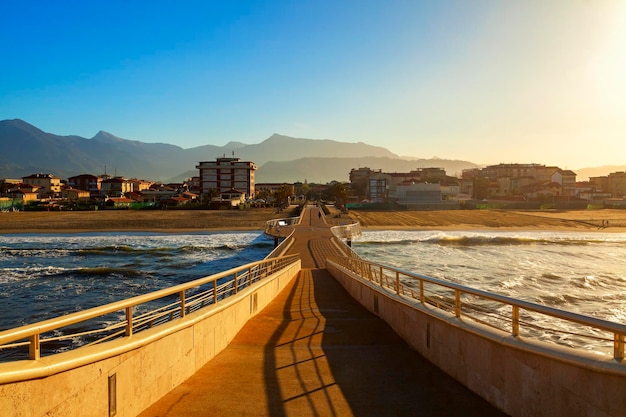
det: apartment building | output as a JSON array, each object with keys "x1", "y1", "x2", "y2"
[
  {"x1": 608, "y1": 172, "x2": 626, "y2": 198},
  {"x1": 101, "y1": 177, "x2": 135, "y2": 197},
  {"x1": 478, "y1": 164, "x2": 577, "y2": 197},
  {"x1": 67, "y1": 174, "x2": 102, "y2": 198},
  {"x1": 196, "y1": 156, "x2": 257, "y2": 199},
  {"x1": 349, "y1": 166, "x2": 458, "y2": 205}
]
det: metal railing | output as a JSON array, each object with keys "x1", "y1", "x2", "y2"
[
  {"x1": 327, "y1": 255, "x2": 626, "y2": 362},
  {"x1": 0, "y1": 254, "x2": 300, "y2": 361},
  {"x1": 330, "y1": 221, "x2": 362, "y2": 241},
  {"x1": 264, "y1": 216, "x2": 301, "y2": 239}
]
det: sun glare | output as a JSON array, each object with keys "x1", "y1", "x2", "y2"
[{"x1": 592, "y1": 2, "x2": 626, "y2": 119}]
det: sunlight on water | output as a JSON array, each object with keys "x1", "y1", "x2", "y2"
[
  {"x1": 352, "y1": 230, "x2": 626, "y2": 355},
  {"x1": 1, "y1": 230, "x2": 625, "y2": 357},
  {"x1": 0, "y1": 232, "x2": 273, "y2": 331}
]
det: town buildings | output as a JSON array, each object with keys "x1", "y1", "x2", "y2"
[
  {"x1": 1, "y1": 157, "x2": 625, "y2": 210},
  {"x1": 349, "y1": 167, "x2": 460, "y2": 208},
  {"x1": 348, "y1": 163, "x2": 626, "y2": 209},
  {"x1": 469, "y1": 164, "x2": 577, "y2": 198}
]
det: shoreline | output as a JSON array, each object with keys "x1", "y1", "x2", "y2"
[{"x1": 1, "y1": 208, "x2": 626, "y2": 234}]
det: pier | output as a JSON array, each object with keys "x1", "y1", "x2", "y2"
[
  {"x1": 0, "y1": 205, "x2": 624, "y2": 417},
  {"x1": 139, "y1": 206, "x2": 505, "y2": 416}
]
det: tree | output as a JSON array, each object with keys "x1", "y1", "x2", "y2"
[
  {"x1": 332, "y1": 182, "x2": 350, "y2": 209},
  {"x1": 273, "y1": 185, "x2": 292, "y2": 209}
]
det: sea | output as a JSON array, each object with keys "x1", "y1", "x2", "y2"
[{"x1": 1, "y1": 229, "x2": 625, "y2": 357}]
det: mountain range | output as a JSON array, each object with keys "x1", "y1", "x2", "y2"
[{"x1": 0, "y1": 119, "x2": 621, "y2": 183}]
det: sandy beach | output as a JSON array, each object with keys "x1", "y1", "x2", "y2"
[
  {"x1": 0, "y1": 208, "x2": 289, "y2": 234},
  {"x1": 345, "y1": 209, "x2": 626, "y2": 232},
  {"x1": 1, "y1": 207, "x2": 625, "y2": 233}
]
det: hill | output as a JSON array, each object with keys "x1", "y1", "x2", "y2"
[
  {"x1": 255, "y1": 157, "x2": 478, "y2": 183},
  {"x1": 574, "y1": 166, "x2": 626, "y2": 182},
  {"x1": 0, "y1": 119, "x2": 478, "y2": 183}
]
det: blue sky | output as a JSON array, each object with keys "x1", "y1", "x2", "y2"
[{"x1": 2, "y1": 0, "x2": 625, "y2": 168}]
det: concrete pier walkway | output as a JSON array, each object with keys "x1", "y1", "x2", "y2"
[{"x1": 139, "y1": 207, "x2": 506, "y2": 416}]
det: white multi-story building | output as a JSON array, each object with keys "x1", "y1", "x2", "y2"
[{"x1": 196, "y1": 157, "x2": 257, "y2": 199}]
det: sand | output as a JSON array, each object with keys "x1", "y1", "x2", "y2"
[
  {"x1": 1, "y1": 207, "x2": 625, "y2": 234},
  {"x1": 345, "y1": 209, "x2": 626, "y2": 232},
  {"x1": 0, "y1": 208, "x2": 290, "y2": 234}
]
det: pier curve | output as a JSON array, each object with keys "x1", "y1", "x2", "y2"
[
  {"x1": 4, "y1": 205, "x2": 620, "y2": 416},
  {"x1": 140, "y1": 205, "x2": 506, "y2": 416}
]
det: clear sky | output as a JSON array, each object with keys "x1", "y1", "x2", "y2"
[{"x1": 2, "y1": 0, "x2": 624, "y2": 169}]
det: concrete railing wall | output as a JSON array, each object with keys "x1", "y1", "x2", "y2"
[
  {"x1": 327, "y1": 260, "x2": 626, "y2": 417},
  {"x1": 0, "y1": 261, "x2": 301, "y2": 417}
]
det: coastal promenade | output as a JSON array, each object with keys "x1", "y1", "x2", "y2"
[{"x1": 140, "y1": 206, "x2": 505, "y2": 416}]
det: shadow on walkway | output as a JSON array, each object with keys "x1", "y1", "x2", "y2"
[
  {"x1": 139, "y1": 206, "x2": 507, "y2": 416},
  {"x1": 140, "y1": 268, "x2": 507, "y2": 416}
]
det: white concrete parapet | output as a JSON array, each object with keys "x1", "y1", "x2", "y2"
[{"x1": 327, "y1": 258, "x2": 626, "y2": 417}]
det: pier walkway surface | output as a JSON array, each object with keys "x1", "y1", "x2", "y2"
[{"x1": 140, "y1": 207, "x2": 506, "y2": 417}]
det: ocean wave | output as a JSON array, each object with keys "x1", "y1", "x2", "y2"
[
  {"x1": 75, "y1": 267, "x2": 145, "y2": 277},
  {"x1": 355, "y1": 235, "x2": 623, "y2": 246},
  {"x1": 0, "y1": 266, "x2": 70, "y2": 283}
]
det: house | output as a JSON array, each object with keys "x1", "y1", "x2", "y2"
[
  {"x1": 104, "y1": 197, "x2": 134, "y2": 208},
  {"x1": 4, "y1": 189, "x2": 38, "y2": 205},
  {"x1": 219, "y1": 189, "x2": 245, "y2": 207},
  {"x1": 61, "y1": 188, "x2": 90, "y2": 202},
  {"x1": 394, "y1": 181, "x2": 442, "y2": 205},
  {"x1": 22, "y1": 173, "x2": 61, "y2": 199},
  {"x1": 140, "y1": 185, "x2": 178, "y2": 202},
  {"x1": 101, "y1": 177, "x2": 134, "y2": 197},
  {"x1": 67, "y1": 174, "x2": 102, "y2": 198}
]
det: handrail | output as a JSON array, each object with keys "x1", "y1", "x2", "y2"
[
  {"x1": 264, "y1": 216, "x2": 300, "y2": 238},
  {"x1": 264, "y1": 204, "x2": 308, "y2": 258},
  {"x1": 0, "y1": 254, "x2": 300, "y2": 361},
  {"x1": 330, "y1": 221, "x2": 362, "y2": 241},
  {"x1": 327, "y1": 255, "x2": 626, "y2": 362}
]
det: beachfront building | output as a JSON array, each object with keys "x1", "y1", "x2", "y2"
[
  {"x1": 255, "y1": 183, "x2": 295, "y2": 196},
  {"x1": 349, "y1": 166, "x2": 459, "y2": 206},
  {"x1": 101, "y1": 177, "x2": 135, "y2": 198},
  {"x1": 60, "y1": 188, "x2": 91, "y2": 202},
  {"x1": 67, "y1": 174, "x2": 103, "y2": 199},
  {"x1": 196, "y1": 156, "x2": 257, "y2": 200},
  {"x1": 22, "y1": 173, "x2": 62, "y2": 199},
  {"x1": 608, "y1": 171, "x2": 626, "y2": 198},
  {"x1": 476, "y1": 164, "x2": 577, "y2": 198}
]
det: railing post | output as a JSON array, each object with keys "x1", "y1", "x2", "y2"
[
  {"x1": 125, "y1": 306, "x2": 133, "y2": 336},
  {"x1": 615, "y1": 333, "x2": 625, "y2": 361},
  {"x1": 29, "y1": 334, "x2": 40, "y2": 360},
  {"x1": 248, "y1": 267, "x2": 252, "y2": 286},
  {"x1": 233, "y1": 271, "x2": 238, "y2": 294},
  {"x1": 455, "y1": 290, "x2": 461, "y2": 318},
  {"x1": 180, "y1": 291, "x2": 186, "y2": 318},
  {"x1": 419, "y1": 280, "x2": 425, "y2": 304},
  {"x1": 213, "y1": 280, "x2": 217, "y2": 304},
  {"x1": 395, "y1": 271, "x2": 400, "y2": 294},
  {"x1": 512, "y1": 305, "x2": 520, "y2": 337},
  {"x1": 379, "y1": 266, "x2": 383, "y2": 284}
]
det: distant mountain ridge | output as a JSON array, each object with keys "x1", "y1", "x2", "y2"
[
  {"x1": 0, "y1": 119, "x2": 410, "y2": 182},
  {"x1": 2, "y1": 119, "x2": 614, "y2": 183},
  {"x1": 0, "y1": 119, "x2": 476, "y2": 182}
]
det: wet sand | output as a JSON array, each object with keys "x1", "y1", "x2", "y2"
[{"x1": 1, "y1": 208, "x2": 625, "y2": 234}]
